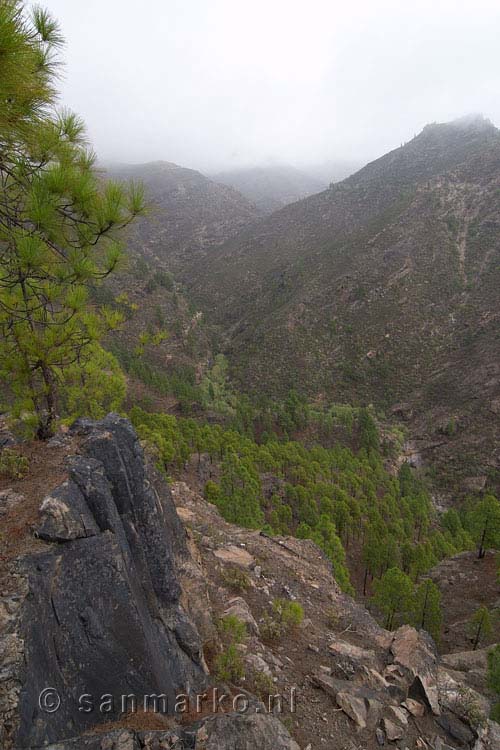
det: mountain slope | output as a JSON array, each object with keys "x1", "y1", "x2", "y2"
[
  {"x1": 210, "y1": 164, "x2": 327, "y2": 214},
  {"x1": 95, "y1": 161, "x2": 263, "y2": 404},
  {"x1": 186, "y1": 116, "x2": 500, "y2": 493},
  {"x1": 107, "y1": 160, "x2": 261, "y2": 271}
]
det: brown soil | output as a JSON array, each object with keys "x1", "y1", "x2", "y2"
[
  {"x1": 0, "y1": 437, "x2": 77, "y2": 591},
  {"x1": 430, "y1": 550, "x2": 500, "y2": 653}
]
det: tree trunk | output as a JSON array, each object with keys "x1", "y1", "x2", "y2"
[
  {"x1": 478, "y1": 520, "x2": 488, "y2": 559},
  {"x1": 37, "y1": 363, "x2": 56, "y2": 439},
  {"x1": 473, "y1": 617, "x2": 483, "y2": 650},
  {"x1": 421, "y1": 582, "x2": 429, "y2": 629}
]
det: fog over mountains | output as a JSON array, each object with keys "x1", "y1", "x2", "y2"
[{"x1": 46, "y1": 0, "x2": 500, "y2": 170}]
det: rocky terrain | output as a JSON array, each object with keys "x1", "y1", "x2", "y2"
[
  {"x1": 0, "y1": 417, "x2": 498, "y2": 749},
  {"x1": 183, "y1": 116, "x2": 500, "y2": 496}
]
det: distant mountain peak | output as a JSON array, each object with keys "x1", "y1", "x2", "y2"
[{"x1": 421, "y1": 113, "x2": 497, "y2": 137}]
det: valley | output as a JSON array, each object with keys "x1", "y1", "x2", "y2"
[
  {"x1": 106, "y1": 116, "x2": 500, "y2": 500},
  {"x1": 0, "y1": 6, "x2": 499, "y2": 745}
]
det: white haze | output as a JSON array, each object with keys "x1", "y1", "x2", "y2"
[{"x1": 43, "y1": 0, "x2": 500, "y2": 173}]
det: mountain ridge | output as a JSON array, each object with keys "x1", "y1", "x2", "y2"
[{"x1": 183, "y1": 116, "x2": 500, "y2": 494}]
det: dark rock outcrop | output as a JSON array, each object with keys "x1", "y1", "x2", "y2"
[{"x1": 7, "y1": 415, "x2": 208, "y2": 749}]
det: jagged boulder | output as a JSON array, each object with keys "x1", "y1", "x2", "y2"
[
  {"x1": 390, "y1": 625, "x2": 440, "y2": 715},
  {"x1": 336, "y1": 691, "x2": 368, "y2": 728},
  {"x1": 382, "y1": 718, "x2": 404, "y2": 741},
  {"x1": 2, "y1": 415, "x2": 301, "y2": 750},
  {"x1": 473, "y1": 720, "x2": 500, "y2": 750},
  {"x1": 214, "y1": 545, "x2": 255, "y2": 568},
  {"x1": 437, "y1": 667, "x2": 491, "y2": 725},
  {"x1": 402, "y1": 698, "x2": 425, "y2": 717},
  {"x1": 311, "y1": 673, "x2": 384, "y2": 728},
  {"x1": 436, "y1": 711, "x2": 475, "y2": 745},
  {"x1": 328, "y1": 638, "x2": 380, "y2": 674}
]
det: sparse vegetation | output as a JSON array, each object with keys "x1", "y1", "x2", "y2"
[
  {"x1": 214, "y1": 614, "x2": 246, "y2": 683},
  {"x1": 214, "y1": 643, "x2": 245, "y2": 683},
  {"x1": 248, "y1": 670, "x2": 275, "y2": 699},
  {"x1": 261, "y1": 598, "x2": 304, "y2": 641},
  {"x1": 217, "y1": 614, "x2": 247, "y2": 645},
  {"x1": 0, "y1": 449, "x2": 29, "y2": 480},
  {"x1": 220, "y1": 566, "x2": 251, "y2": 592}
]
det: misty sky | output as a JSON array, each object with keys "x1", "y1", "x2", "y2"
[{"x1": 44, "y1": 0, "x2": 500, "y2": 172}]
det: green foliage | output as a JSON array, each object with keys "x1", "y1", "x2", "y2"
[
  {"x1": 372, "y1": 567, "x2": 414, "y2": 630},
  {"x1": 218, "y1": 614, "x2": 247, "y2": 645},
  {"x1": 487, "y1": 645, "x2": 500, "y2": 722},
  {"x1": 204, "y1": 480, "x2": 221, "y2": 504},
  {"x1": 215, "y1": 614, "x2": 246, "y2": 684},
  {"x1": 130, "y1": 407, "x2": 470, "y2": 600},
  {"x1": 273, "y1": 598, "x2": 304, "y2": 629},
  {"x1": 261, "y1": 599, "x2": 304, "y2": 641},
  {"x1": 215, "y1": 451, "x2": 264, "y2": 528},
  {"x1": 214, "y1": 643, "x2": 244, "y2": 683},
  {"x1": 468, "y1": 606, "x2": 493, "y2": 650},
  {"x1": 200, "y1": 354, "x2": 237, "y2": 416},
  {"x1": 359, "y1": 407, "x2": 379, "y2": 452},
  {"x1": 59, "y1": 343, "x2": 126, "y2": 422},
  {"x1": 0, "y1": 2, "x2": 144, "y2": 438},
  {"x1": 0, "y1": 448, "x2": 29, "y2": 479},
  {"x1": 462, "y1": 494, "x2": 500, "y2": 558},
  {"x1": 220, "y1": 566, "x2": 250, "y2": 592},
  {"x1": 411, "y1": 579, "x2": 442, "y2": 642}
]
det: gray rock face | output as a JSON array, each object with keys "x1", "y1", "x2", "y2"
[
  {"x1": 200, "y1": 712, "x2": 301, "y2": 750},
  {"x1": 436, "y1": 711, "x2": 475, "y2": 745},
  {"x1": 43, "y1": 712, "x2": 300, "y2": 749},
  {"x1": 9, "y1": 415, "x2": 207, "y2": 749},
  {"x1": 390, "y1": 625, "x2": 440, "y2": 715}
]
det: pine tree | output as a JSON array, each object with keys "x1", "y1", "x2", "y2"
[
  {"x1": 359, "y1": 407, "x2": 379, "y2": 453},
  {"x1": 372, "y1": 567, "x2": 414, "y2": 630},
  {"x1": 0, "y1": 2, "x2": 144, "y2": 437},
  {"x1": 468, "y1": 606, "x2": 493, "y2": 650},
  {"x1": 362, "y1": 524, "x2": 385, "y2": 594},
  {"x1": 412, "y1": 578, "x2": 442, "y2": 642},
  {"x1": 463, "y1": 495, "x2": 500, "y2": 559},
  {"x1": 219, "y1": 451, "x2": 264, "y2": 528}
]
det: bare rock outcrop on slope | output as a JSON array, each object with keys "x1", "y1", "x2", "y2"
[
  {"x1": 1, "y1": 422, "x2": 497, "y2": 750},
  {"x1": 1, "y1": 416, "x2": 297, "y2": 750}
]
